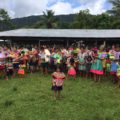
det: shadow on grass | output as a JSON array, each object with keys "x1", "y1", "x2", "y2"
[{"x1": 4, "y1": 100, "x2": 14, "y2": 107}]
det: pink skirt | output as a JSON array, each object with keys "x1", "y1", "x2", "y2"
[
  {"x1": 68, "y1": 68, "x2": 76, "y2": 76},
  {"x1": 90, "y1": 70, "x2": 103, "y2": 75},
  {"x1": 18, "y1": 69, "x2": 25, "y2": 75}
]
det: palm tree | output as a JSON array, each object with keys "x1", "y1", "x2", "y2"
[
  {"x1": 108, "y1": 0, "x2": 120, "y2": 16},
  {"x1": 33, "y1": 10, "x2": 58, "y2": 28},
  {"x1": 41, "y1": 10, "x2": 58, "y2": 28}
]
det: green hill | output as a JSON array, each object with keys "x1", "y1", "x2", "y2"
[{"x1": 11, "y1": 14, "x2": 76, "y2": 29}]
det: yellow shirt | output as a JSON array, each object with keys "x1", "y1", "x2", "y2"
[{"x1": 117, "y1": 65, "x2": 120, "y2": 76}]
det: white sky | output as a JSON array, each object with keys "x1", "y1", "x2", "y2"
[{"x1": 0, "y1": 0, "x2": 111, "y2": 18}]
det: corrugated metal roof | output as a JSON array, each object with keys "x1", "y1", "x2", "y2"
[{"x1": 0, "y1": 29, "x2": 120, "y2": 38}]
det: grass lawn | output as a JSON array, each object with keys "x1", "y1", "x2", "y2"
[{"x1": 0, "y1": 73, "x2": 120, "y2": 120}]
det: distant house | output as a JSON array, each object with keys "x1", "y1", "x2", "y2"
[{"x1": 0, "y1": 29, "x2": 120, "y2": 46}]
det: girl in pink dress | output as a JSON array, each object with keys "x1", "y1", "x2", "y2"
[
  {"x1": 68, "y1": 65, "x2": 76, "y2": 76},
  {"x1": 67, "y1": 55, "x2": 76, "y2": 79}
]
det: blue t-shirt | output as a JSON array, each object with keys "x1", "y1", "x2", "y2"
[{"x1": 111, "y1": 61, "x2": 118, "y2": 72}]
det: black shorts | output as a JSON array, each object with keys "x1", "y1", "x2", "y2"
[
  {"x1": 13, "y1": 63, "x2": 19, "y2": 69},
  {"x1": 85, "y1": 63, "x2": 92, "y2": 73},
  {"x1": 51, "y1": 86, "x2": 63, "y2": 91},
  {"x1": 6, "y1": 69, "x2": 13, "y2": 76},
  {"x1": 41, "y1": 62, "x2": 49, "y2": 69}
]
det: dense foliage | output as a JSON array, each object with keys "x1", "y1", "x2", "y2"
[{"x1": 0, "y1": 8, "x2": 15, "y2": 31}]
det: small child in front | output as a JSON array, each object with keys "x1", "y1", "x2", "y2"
[{"x1": 51, "y1": 67, "x2": 66, "y2": 99}]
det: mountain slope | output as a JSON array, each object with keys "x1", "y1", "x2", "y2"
[{"x1": 11, "y1": 14, "x2": 76, "y2": 28}]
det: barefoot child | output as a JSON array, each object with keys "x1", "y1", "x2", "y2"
[
  {"x1": 78, "y1": 47, "x2": 86, "y2": 78},
  {"x1": 85, "y1": 48, "x2": 94, "y2": 79},
  {"x1": 51, "y1": 67, "x2": 65, "y2": 99},
  {"x1": 110, "y1": 57, "x2": 118, "y2": 84},
  {"x1": 67, "y1": 54, "x2": 76, "y2": 79},
  {"x1": 18, "y1": 61, "x2": 26, "y2": 78},
  {"x1": 90, "y1": 54, "x2": 104, "y2": 82},
  {"x1": 116, "y1": 62, "x2": 120, "y2": 87},
  {"x1": 5, "y1": 57, "x2": 14, "y2": 80}
]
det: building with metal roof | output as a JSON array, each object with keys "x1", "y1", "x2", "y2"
[
  {"x1": 0, "y1": 29, "x2": 120, "y2": 45},
  {"x1": 0, "y1": 29, "x2": 120, "y2": 38}
]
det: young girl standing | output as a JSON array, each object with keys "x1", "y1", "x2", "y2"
[
  {"x1": 116, "y1": 62, "x2": 120, "y2": 87},
  {"x1": 18, "y1": 61, "x2": 26, "y2": 78},
  {"x1": 51, "y1": 67, "x2": 66, "y2": 99},
  {"x1": 110, "y1": 58, "x2": 118, "y2": 84},
  {"x1": 67, "y1": 54, "x2": 76, "y2": 78},
  {"x1": 90, "y1": 53, "x2": 104, "y2": 82},
  {"x1": 78, "y1": 47, "x2": 86, "y2": 78},
  {"x1": 5, "y1": 57, "x2": 14, "y2": 80},
  {"x1": 85, "y1": 47, "x2": 94, "y2": 79}
]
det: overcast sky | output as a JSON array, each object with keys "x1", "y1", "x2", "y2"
[{"x1": 0, "y1": 0, "x2": 112, "y2": 18}]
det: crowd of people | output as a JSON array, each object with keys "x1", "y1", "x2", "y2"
[{"x1": 0, "y1": 42, "x2": 120, "y2": 98}]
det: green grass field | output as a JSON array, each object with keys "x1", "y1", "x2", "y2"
[{"x1": 0, "y1": 73, "x2": 120, "y2": 120}]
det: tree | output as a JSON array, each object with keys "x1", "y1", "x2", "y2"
[
  {"x1": 0, "y1": 8, "x2": 14, "y2": 31},
  {"x1": 108, "y1": 0, "x2": 120, "y2": 16},
  {"x1": 94, "y1": 13, "x2": 112, "y2": 29},
  {"x1": 71, "y1": 9, "x2": 93, "y2": 29},
  {"x1": 34, "y1": 10, "x2": 59, "y2": 29},
  {"x1": 111, "y1": 19, "x2": 120, "y2": 28}
]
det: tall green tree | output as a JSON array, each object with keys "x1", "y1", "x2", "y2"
[
  {"x1": 108, "y1": 0, "x2": 120, "y2": 16},
  {"x1": 0, "y1": 8, "x2": 15, "y2": 31},
  {"x1": 71, "y1": 9, "x2": 93, "y2": 29},
  {"x1": 94, "y1": 13, "x2": 112, "y2": 29},
  {"x1": 34, "y1": 10, "x2": 59, "y2": 28}
]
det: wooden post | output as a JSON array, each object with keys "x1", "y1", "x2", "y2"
[
  {"x1": 67, "y1": 39, "x2": 69, "y2": 47},
  {"x1": 96, "y1": 40, "x2": 98, "y2": 47},
  {"x1": 10, "y1": 40, "x2": 12, "y2": 48},
  {"x1": 4, "y1": 39, "x2": 5, "y2": 46},
  {"x1": 39, "y1": 40, "x2": 41, "y2": 49}
]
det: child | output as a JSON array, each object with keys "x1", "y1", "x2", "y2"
[
  {"x1": 5, "y1": 57, "x2": 14, "y2": 80},
  {"x1": 85, "y1": 48, "x2": 94, "y2": 79},
  {"x1": 106, "y1": 54, "x2": 111, "y2": 75},
  {"x1": 38, "y1": 49, "x2": 47, "y2": 74},
  {"x1": 29, "y1": 56, "x2": 34, "y2": 74},
  {"x1": 110, "y1": 57, "x2": 118, "y2": 84},
  {"x1": 67, "y1": 55, "x2": 76, "y2": 78},
  {"x1": 90, "y1": 54, "x2": 104, "y2": 82},
  {"x1": 18, "y1": 61, "x2": 26, "y2": 78},
  {"x1": 78, "y1": 47, "x2": 86, "y2": 78},
  {"x1": 0, "y1": 51, "x2": 6, "y2": 77},
  {"x1": 12, "y1": 55, "x2": 20, "y2": 77},
  {"x1": 22, "y1": 51, "x2": 28, "y2": 72},
  {"x1": 51, "y1": 67, "x2": 66, "y2": 99},
  {"x1": 116, "y1": 62, "x2": 120, "y2": 87},
  {"x1": 101, "y1": 52, "x2": 107, "y2": 74}
]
